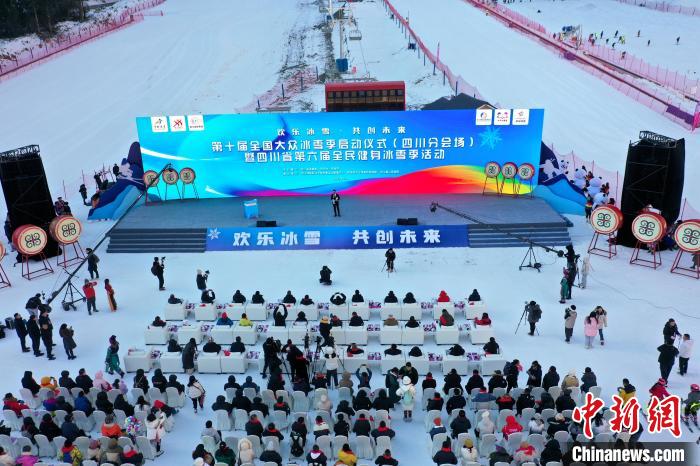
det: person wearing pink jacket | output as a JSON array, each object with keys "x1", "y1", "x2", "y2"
[
  {"x1": 14, "y1": 445, "x2": 39, "y2": 466},
  {"x1": 583, "y1": 313, "x2": 599, "y2": 349}
]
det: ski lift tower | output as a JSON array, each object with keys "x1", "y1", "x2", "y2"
[{"x1": 329, "y1": 0, "x2": 349, "y2": 73}]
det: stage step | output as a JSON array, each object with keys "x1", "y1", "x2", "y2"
[
  {"x1": 468, "y1": 223, "x2": 572, "y2": 248},
  {"x1": 107, "y1": 228, "x2": 207, "y2": 253}
]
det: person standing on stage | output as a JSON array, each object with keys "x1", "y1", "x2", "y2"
[
  {"x1": 151, "y1": 257, "x2": 165, "y2": 291},
  {"x1": 385, "y1": 248, "x2": 396, "y2": 273},
  {"x1": 39, "y1": 309, "x2": 55, "y2": 360},
  {"x1": 83, "y1": 279, "x2": 99, "y2": 315},
  {"x1": 331, "y1": 190, "x2": 341, "y2": 217},
  {"x1": 14, "y1": 313, "x2": 30, "y2": 353},
  {"x1": 105, "y1": 279, "x2": 117, "y2": 311},
  {"x1": 86, "y1": 248, "x2": 100, "y2": 279}
]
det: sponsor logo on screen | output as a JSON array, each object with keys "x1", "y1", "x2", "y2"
[
  {"x1": 150, "y1": 116, "x2": 168, "y2": 133},
  {"x1": 512, "y1": 109, "x2": 530, "y2": 125},
  {"x1": 475, "y1": 109, "x2": 493, "y2": 126},
  {"x1": 494, "y1": 109, "x2": 511, "y2": 126},
  {"x1": 169, "y1": 116, "x2": 186, "y2": 132},
  {"x1": 187, "y1": 115, "x2": 205, "y2": 131}
]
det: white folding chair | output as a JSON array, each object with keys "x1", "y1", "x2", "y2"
[
  {"x1": 292, "y1": 391, "x2": 309, "y2": 413},
  {"x1": 354, "y1": 435, "x2": 373, "y2": 459},
  {"x1": 35, "y1": 434, "x2": 55, "y2": 457},
  {"x1": 430, "y1": 433, "x2": 448, "y2": 457},
  {"x1": 234, "y1": 409, "x2": 248, "y2": 431},
  {"x1": 317, "y1": 434, "x2": 332, "y2": 459},
  {"x1": 19, "y1": 388, "x2": 39, "y2": 408},
  {"x1": 202, "y1": 434, "x2": 218, "y2": 454},
  {"x1": 216, "y1": 409, "x2": 232, "y2": 431},
  {"x1": 166, "y1": 386, "x2": 184, "y2": 408},
  {"x1": 478, "y1": 433, "x2": 497, "y2": 457},
  {"x1": 2, "y1": 410, "x2": 22, "y2": 430},
  {"x1": 136, "y1": 435, "x2": 155, "y2": 460},
  {"x1": 338, "y1": 387, "x2": 352, "y2": 403},
  {"x1": 332, "y1": 435, "x2": 348, "y2": 458},
  {"x1": 271, "y1": 410, "x2": 289, "y2": 431},
  {"x1": 424, "y1": 410, "x2": 442, "y2": 432},
  {"x1": 375, "y1": 435, "x2": 391, "y2": 454}
]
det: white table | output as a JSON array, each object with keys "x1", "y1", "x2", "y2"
[
  {"x1": 349, "y1": 303, "x2": 370, "y2": 320},
  {"x1": 197, "y1": 353, "x2": 222, "y2": 373},
  {"x1": 330, "y1": 327, "x2": 346, "y2": 345},
  {"x1": 400, "y1": 303, "x2": 422, "y2": 321},
  {"x1": 480, "y1": 355, "x2": 506, "y2": 375},
  {"x1": 244, "y1": 303, "x2": 268, "y2": 321},
  {"x1": 220, "y1": 303, "x2": 246, "y2": 320},
  {"x1": 406, "y1": 354, "x2": 431, "y2": 375},
  {"x1": 164, "y1": 303, "x2": 187, "y2": 321},
  {"x1": 340, "y1": 352, "x2": 369, "y2": 372},
  {"x1": 401, "y1": 326, "x2": 424, "y2": 345},
  {"x1": 344, "y1": 326, "x2": 368, "y2": 345},
  {"x1": 211, "y1": 326, "x2": 235, "y2": 344},
  {"x1": 294, "y1": 304, "x2": 319, "y2": 321},
  {"x1": 379, "y1": 325, "x2": 402, "y2": 345},
  {"x1": 433, "y1": 301, "x2": 453, "y2": 319},
  {"x1": 193, "y1": 303, "x2": 217, "y2": 321},
  {"x1": 144, "y1": 326, "x2": 169, "y2": 345},
  {"x1": 234, "y1": 324, "x2": 257, "y2": 345},
  {"x1": 177, "y1": 325, "x2": 203, "y2": 344},
  {"x1": 435, "y1": 326, "x2": 460, "y2": 345},
  {"x1": 328, "y1": 303, "x2": 350, "y2": 320},
  {"x1": 159, "y1": 352, "x2": 184, "y2": 373},
  {"x1": 288, "y1": 325, "x2": 309, "y2": 345},
  {"x1": 469, "y1": 325, "x2": 495, "y2": 344},
  {"x1": 220, "y1": 352, "x2": 246, "y2": 373},
  {"x1": 267, "y1": 326, "x2": 288, "y2": 343},
  {"x1": 380, "y1": 303, "x2": 401, "y2": 320},
  {"x1": 380, "y1": 353, "x2": 406, "y2": 374},
  {"x1": 465, "y1": 301, "x2": 487, "y2": 320},
  {"x1": 442, "y1": 354, "x2": 471, "y2": 375},
  {"x1": 124, "y1": 350, "x2": 152, "y2": 373}
]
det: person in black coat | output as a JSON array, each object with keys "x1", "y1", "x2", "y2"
[
  {"x1": 542, "y1": 366, "x2": 560, "y2": 391},
  {"x1": 245, "y1": 414, "x2": 264, "y2": 438},
  {"x1": 351, "y1": 290, "x2": 364, "y2": 303},
  {"x1": 445, "y1": 389, "x2": 466, "y2": 415},
  {"x1": 291, "y1": 416, "x2": 308, "y2": 438},
  {"x1": 38, "y1": 310, "x2": 54, "y2": 360},
  {"x1": 657, "y1": 341, "x2": 679, "y2": 381},
  {"x1": 352, "y1": 414, "x2": 371, "y2": 437},
  {"x1": 402, "y1": 292, "x2": 416, "y2": 304},
  {"x1": 405, "y1": 316, "x2": 420, "y2": 328},
  {"x1": 40, "y1": 413, "x2": 62, "y2": 440},
  {"x1": 432, "y1": 440, "x2": 458, "y2": 465},
  {"x1": 95, "y1": 392, "x2": 113, "y2": 414},
  {"x1": 449, "y1": 410, "x2": 472, "y2": 438},
  {"x1": 151, "y1": 369, "x2": 167, "y2": 393},
  {"x1": 422, "y1": 373, "x2": 437, "y2": 391},
  {"x1": 384, "y1": 344, "x2": 401, "y2": 356},
  {"x1": 86, "y1": 248, "x2": 100, "y2": 279},
  {"x1": 251, "y1": 291, "x2": 264, "y2": 304},
  {"x1": 537, "y1": 392, "x2": 555, "y2": 413},
  {"x1": 21, "y1": 371, "x2": 40, "y2": 395},
  {"x1": 330, "y1": 292, "x2": 346, "y2": 306},
  {"x1": 300, "y1": 295, "x2": 314, "y2": 306},
  {"x1": 443, "y1": 369, "x2": 462, "y2": 395},
  {"x1": 231, "y1": 390, "x2": 252, "y2": 413},
  {"x1": 182, "y1": 338, "x2": 197, "y2": 373},
  {"x1": 515, "y1": 388, "x2": 536, "y2": 415},
  {"x1": 201, "y1": 289, "x2": 215, "y2": 304},
  {"x1": 334, "y1": 414, "x2": 350, "y2": 437},
  {"x1": 282, "y1": 291, "x2": 296, "y2": 305},
  {"x1": 75, "y1": 369, "x2": 93, "y2": 393},
  {"x1": 540, "y1": 439, "x2": 563, "y2": 464},
  {"x1": 383, "y1": 291, "x2": 398, "y2": 303},
  {"x1": 335, "y1": 400, "x2": 355, "y2": 419},
  {"x1": 260, "y1": 442, "x2": 283, "y2": 466},
  {"x1": 375, "y1": 450, "x2": 399, "y2": 466},
  {"x1": 468, "y1": 289, "x2": 481, "y2": 301},
  {"x1": 482, "y1": 337, "x2": 500, "y2": 355},
  {"x1": 13, "y1": 313, "x2": 30, "y2": 353},
  {"x1": 504, "y1": 359, "x2": 520, "y2": 391},
  {"x1": 252, "y1": 397, "x2": 269, "y2": 418},
  {"x1": 232, "y1": 290, "x2": 246, "y2": 304},
  {"x1": 114, "y1": 394, "x2": 134, "y2": 417},
  {"x1": 167, "y1": 374, "x2": 185, "y2": 394},
  {"x1": 196, "y1": 270, "x2": 209, "y2": 291},
  {"x1": 663, "y1": 319, "x2": 681, "y2": 344},
  {"x1": 526, "y1": 361, "x2": 542, "y2": 387},
  {"x1": 464, "y1": 370, "x2": 485, "y2": 394},
  {"x1": 372, "y1": 389, "x2": 393, "y2": 411},
  {"x1": 427, "y1": 393, "x2": 444, "y2": 412},
  {"x1": 26, "y1": 315, "x2": 43, "y2": 357},
  {"x1": 319, "y1": 266, "x2": 332, "y2": 285},
  {"x1": 59, "y1": 371, "x2": 76, "y2": 390},
  {"x1": 555, "y1": 390, "x2": 576, "y2": 412},
  {"x1": 353, "y1": 391, "x2": 372, "y2": 411},
  {"x1": 306, "y1": 445, "x2": 328, "y2": 466},
  {"x1": 370, "y1": 421, "x2": 395, "y2": 440},
  {"x1": 488, "y1": 371, "x2": 508, "y2": 393},
  {"x1": 581, "y1": 367, "x2": 597, "y2": 393},
  {"x1": 60, "y1": 413, "x2": 84, "y2": 443},
  {"x1": 230, "y1": 337, "x2": 245, "y2": 354},
  {"x1": 349, "y1": 312, "x2": 364, "y2": 327}
]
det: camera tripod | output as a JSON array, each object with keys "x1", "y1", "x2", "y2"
[
  {"x1": 60, "y1": 280, "x2": 85, "y2": 311},
  {"x1": 515, "y1": 305, "x2": 539, "y2": 335},
  {"x1": 519, "y1": 244, "x2": 541, "y2": 272},
  {"x1": 380, "y1": 260, "x2": 396, "y2": 275}
]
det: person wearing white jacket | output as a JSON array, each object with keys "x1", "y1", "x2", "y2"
[
  {"x1": 146, "y1": 411, "x2": 165, "y2": 456},
  {"x1": 395, "y1": 376, "x2": 416, "y2": 421},
  {"x1": 679, "y1": 333, "x2": 694, "y2": 376},
  {"x1": 475, "y1": 411, "x2": 496, "y2": 437},
  {"x1": 460, "y1": 438, "x2": 478, "y2": 465},
  {"x1": 325, "y1": 350, "x2": 339, "y2": 389},
  {"x1": 238, "y1": 437, "x2": 255, "y2": 464}
]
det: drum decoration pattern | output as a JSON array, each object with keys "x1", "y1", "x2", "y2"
[
  {"x1": 143, "y1": 170, "x2": 159, "y2": 186},
  {"x1": 49, "y1": 216, "x2": 82, "y2": 245},
  {"x1": 501, "y1": 162, "x2": 517, "y2": 179},
  {"x1": 631, "y1": 213, "x2": 667, "y2": 244},
  {"x1": 673, "y1": 220, "x2": 700, "y2": 253},
  {"x1": 162, "y1": 168, "x2": 179, "y2": 185},
  {"x1": 484, "y1": 162, "x2": 501, "y2": 178},
  {"x1": 591, "y1": 205, "x2": 624, "y2": 235},
  {"x1": 517, "y1": 163, "x2": 535, "y2": 181},
  {"x1": 179, "y1": 167, "x2": 196, "y2": 184},
  {"x1": 12, "y1": 225, "x2": 48, "y2": 256}
]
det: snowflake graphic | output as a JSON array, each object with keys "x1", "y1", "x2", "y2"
[
  {"x1": 478, "y1": 127, "x2": 502, "y2": 149},
  {"x1": 207, "y1": 228, "x2": 220, "y2": 240}
]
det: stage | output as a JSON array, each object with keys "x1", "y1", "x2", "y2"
[{"x1": 107, "y1": 194, "x2": 572, "y2": 253}]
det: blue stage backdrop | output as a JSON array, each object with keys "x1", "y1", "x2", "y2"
[
  {"x1": 136, "y1": 109, "x2": 544, "y2": 197},
  {"x1": 206, "y1": 225, "x2": 469, "y2": 251}
]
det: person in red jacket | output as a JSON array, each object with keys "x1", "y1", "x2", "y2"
[
  {"x1": 437, "y1": 290, "x2": 451, "y2": 303},
  {"x1": 82, "y1": 279, "x2": 99, "y2": 315},
  {"x1": 501, "y1": 415, "x2": 523, "y2": 439},
  {"x1": 474, "y1": 313, "x2": 492, "y2": 326},
  {"x1": 649, "y1": 378, "x2": 670, "y2": 400},
  {"x1": 3, "y1": 393, "x2": 29, "y2": 416}
]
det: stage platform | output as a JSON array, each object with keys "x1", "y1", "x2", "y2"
[{"x1": 107, "y1": 194, "x2": 572, "y2": 253}]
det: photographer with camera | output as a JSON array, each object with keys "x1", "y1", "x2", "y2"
[
  {"x1": 196, "y1": 269, "x2": 209, "y2": 291},
  {"x1": 385, "y1": 248, "x2": 396, "y2": 273},
  {"x1": 262, "y1": 337, "x2": 282, "y2": 379},
  {"x1": 151, "y1": 257, "x2": 165, "y2": 291},
  {"x1": 525, "y1": 301, "x2": 542, "y2": 336}
]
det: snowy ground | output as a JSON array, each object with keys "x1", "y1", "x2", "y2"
[
  {"x1": 508, "y1": 0, "x2": 700, "y2": 77},
  {"x1": 0, "y1": 0, "x2": 699, "y2": 464},
  {"x1": 388, "y1": 0, "x2": 700, "y2": 202}
]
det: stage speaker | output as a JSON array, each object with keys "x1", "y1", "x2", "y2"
[
  {"x1": 0, "y1": 145, "x2": 60, "y2": 258},
  {"x1": 256, "y1": 220, "x2": 277, "y2": 227},
  {"x1": 617, "y1": 131, "x2": 685, "y2": 247},
  {"x1": 397, "y1": 217, "x2": 418, "y2": 226}
]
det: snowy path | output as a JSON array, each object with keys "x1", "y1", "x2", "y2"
[
  {"x1": 509, "y1": 0, "x2": 700, "y2": 77},
  {"x1": 0, "y1": 0, "x2": 311, "y2": 200},
  {"x1": 388, "y1": 0, "x2": 699, "y2": 201}
]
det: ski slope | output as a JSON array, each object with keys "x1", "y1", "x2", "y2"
[
  {"x1": 0, "y1": 0, "x2": 320, "y2": 201},
  {"x1": 508, "y1": 0, "x2": 700, "y2": 76},
  {"x1": 388, "y1": 0, "x2": 699, "y2": 201}
]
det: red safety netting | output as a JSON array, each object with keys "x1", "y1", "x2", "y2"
[
  {"x1": 0, "y1": 0, "x2": 164, "y2": 77},
  {"x1": 614, "y1": 0, "x2": 700, "y2": 17}
]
